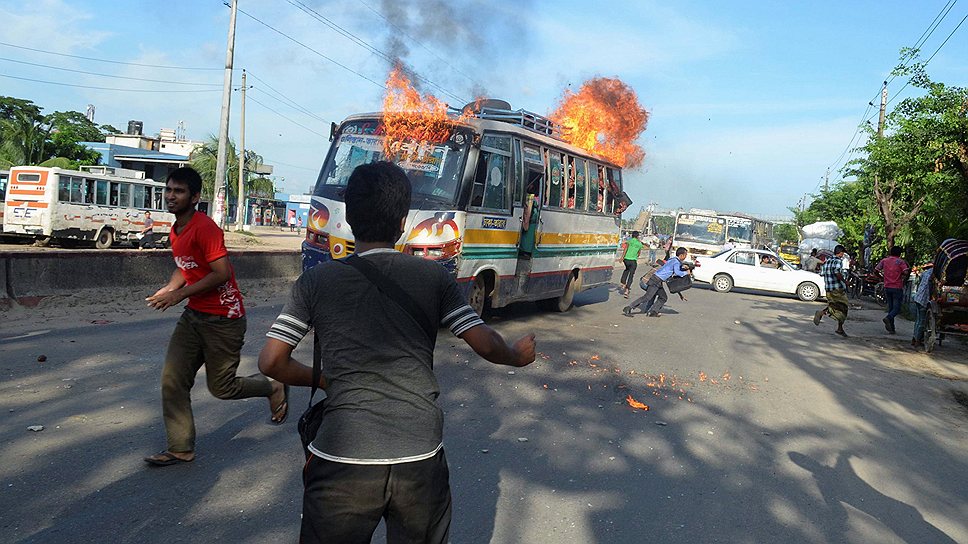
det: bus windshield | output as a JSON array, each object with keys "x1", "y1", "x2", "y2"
[
  {"x1": 724, "y1": 219, "x2": 753, "y2": 244},
  {"x1": 315, "y1": 120, "x2": 471, "y2": 206},
  {"x1": 675, "y1": 214, "x2": 725, "y2": 246}
]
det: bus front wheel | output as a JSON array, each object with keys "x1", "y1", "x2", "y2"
[
  {"x1": 95, "y1": 228, "x2": 114, "y2": 250},
  {"x1": 468, "y1": 275, "x2": 491, "y2": 318}
]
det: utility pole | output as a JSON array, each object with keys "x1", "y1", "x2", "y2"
[
  {"x1": 213, "y1": 0, "x2": 238, "y2": 229},
  {"x1": 823, "y1": 167, "x2": 830, "y2": 192},
  {"x1": 235, "y1": 69, "x2": 248, "y2": 232},
  {"x1": 877, "y1": 80, "x2": 888, "y2": 137}
]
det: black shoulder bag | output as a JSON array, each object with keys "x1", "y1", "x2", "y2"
[{"x1": 297, "y1": 254, "x2": 435, "y2": 458}]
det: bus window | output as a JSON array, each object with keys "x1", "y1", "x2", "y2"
[
  {"x1": 95, "y1": 180, "x2": 108, "y2": 205},
  {"x1": 546, "y1": 152, "x2": 564, "y2": 207},
  {"x1": 153, "y1": 187, "x2": 164, "y2": 210},
  {"x1": 470, "y1": 152, "x2": 509, "y2": 211},
  {"x1": 142, "y1": 185, "x2": 153, "y2": 209},
  {"x1": 513, "y1": 139, "x2": 524, "y2": 205},
  {"x1": 58, "y1": 176, "x2": 71, "y2": 202},
  {"x1": 590, "y1": 165, "x2": 603, "y2": 212},
  {"x1": 132, "y1": 185, "x2": 146, "y2": 209},
  {"x1": 109, "y1": 182, "x2": 119, "y2": 206},
  {"x1": 84, "y1": 179, "x2": 95, "y2": 204},
  {"x1": 574, "y1": 158, "x2": 587, "y2": 211},
  {"x1": 119, "y1": 183, "x2": 131, "y2": 207},
  {"x1": 70, "y1": 176, "x2": 83, "y2": 203}
]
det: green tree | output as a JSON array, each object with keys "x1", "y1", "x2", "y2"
[
  {"x1": 847, "y1": 50, "x2": 968, "y2": 256},
  {"x1": 0, "y1": 96, "x2": 48, "y2": 165},
  {"x1": 189, "y1": 135, "x2": 272, "y2": 201},
  {"x1": 45, "y1": 111, "x2": 108, "y2": 165},
  {"x1": 773, "y1": 223, "x2": 799, "y2": 243}
]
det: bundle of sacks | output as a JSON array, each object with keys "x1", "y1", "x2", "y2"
[{"x1": 799, "y1": 221, "x2": 843, "y2": 260}]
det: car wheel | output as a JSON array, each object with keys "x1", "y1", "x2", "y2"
[
  {"x1": 797, "y1": 282, "x2": 820, "y2": 302},
  {"x1": 712, "y1": 274, "x2": 733, "y2": 293}
]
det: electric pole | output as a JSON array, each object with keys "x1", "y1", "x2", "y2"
[
  {"x1": 235, "y1": 69, "x2": 248, "y2": 232},
  {"x1": 213, "y1": 0, "x2": 238, "y2": 228},
  {"x1": 877, "y1": 80, "x2": 888, "y2": 137}
]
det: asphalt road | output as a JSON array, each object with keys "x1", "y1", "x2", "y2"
[{"x1": 1, "y1": 278, "x2": 967, "y2": 543}]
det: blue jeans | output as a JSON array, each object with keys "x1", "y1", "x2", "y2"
[
  {"x1": 885, "y1": 287, "x2": 904, "y2": 323},
  {"x1": 913, "y1": 303, "x2": 928, "y2": 341}
]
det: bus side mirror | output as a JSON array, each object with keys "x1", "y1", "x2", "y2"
[{"x1": 329, "y1": 122, "x2": 337, "y2": 142}]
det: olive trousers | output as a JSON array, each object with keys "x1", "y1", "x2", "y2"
[{"x1": 161, "y1": 308, "x2": 273, "y2": 452}]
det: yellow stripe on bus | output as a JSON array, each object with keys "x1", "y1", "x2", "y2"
[
  {"x1": 538, "y1": 232, "x2": 619, "y2": 245},
  {"x1": 464, "y1": 229, "x2": 520, "y2": 245}
]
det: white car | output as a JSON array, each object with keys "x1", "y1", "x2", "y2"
[{"x1": 692, "y1": 248, "x2": 826, "y2": 301}]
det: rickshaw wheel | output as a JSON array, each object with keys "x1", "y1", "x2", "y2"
[{"x1": 925, "y1": 308, "x2": 938, "y2": 353}]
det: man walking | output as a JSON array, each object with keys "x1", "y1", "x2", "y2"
[
  {"x1": 144, "y1": 167, "x2": 287, "y2": 467},
  {"x1": 814, "y1": 244, "x2": 849, "y2": 337},
  {"x1": 875, "y1": 246, "x2": 910, "y2": 334},
  {"x1": 623, "y1": 247, "x2": 690, "y2": 317},
  {"x1": 911, "y1": 264, "x2": 933, "y2": 349},
  {"x1": 258, "y1": 161, "x2": 536, "y2": 543},
  {"x1": 620, "y1": 231, "x2": 643, "y2": 298},
  {"x1": 139, "y1": 211, "x2": 155, "y2": 249}
]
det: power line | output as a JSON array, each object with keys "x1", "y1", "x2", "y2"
[
  {"x1": 0, "y1": 56, "x2": 222, "y2": 86},
  {"x1": 285, "y1": 0, "x2": 466, "y2": 104},
  {"x1": 0, "y1": 40, "x2": 223, "y2": 70},
  {"x1": 0, "y1": 73, "x2": 222, "y2": 93},
  {"x1": 246, "y1": 94, "x2": 328, "y2": 139},
  {"x1": 262, "y1": 156, "x2": 320, "y2": 171},
  {"x1": 245, "y1": 70, "x2": 329, "y2": 124},
  {"x1": 232, "y1": 4, "x2": 388, "y2": 90}
]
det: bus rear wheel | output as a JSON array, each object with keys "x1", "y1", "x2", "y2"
[
  {"x1": 95, "y1": 228, "x2": 114, "y2": 249},
  {"x1": 541, "y1": 273, "x2": 578, "y2": 312}
]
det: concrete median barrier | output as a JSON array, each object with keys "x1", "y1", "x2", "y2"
[{"x1": 0, "y1": 249, "x2": 301, "y2": 306}]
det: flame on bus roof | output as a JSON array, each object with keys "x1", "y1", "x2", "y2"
[{"x1": 549, "y1": 77, "x2": 649, "y2": 169}]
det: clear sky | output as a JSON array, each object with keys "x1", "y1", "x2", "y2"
[{"x1": 2, "y1": 0, "x2": 966, "y2": 216}]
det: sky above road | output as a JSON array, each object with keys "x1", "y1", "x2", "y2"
[{"x1": 1, "y1": 0, "x2": 966, "y2": 215}]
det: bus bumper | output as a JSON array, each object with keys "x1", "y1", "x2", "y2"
[{"x1": 302, "y1": 241, "x2": 332, "y2": 271}]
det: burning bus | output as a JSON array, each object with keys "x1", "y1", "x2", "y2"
[{"x1": 302, "y1": 98, "x2": 632, "y2": 315}]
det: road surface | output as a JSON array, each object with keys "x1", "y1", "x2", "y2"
[{"x1": 1, "y1": 277, "x2": 966, "y2": 543}]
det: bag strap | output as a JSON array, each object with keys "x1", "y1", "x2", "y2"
[
  {"x1": 308, "y1": 329, "x2": 321, "y2": 408},
  {"x1": 341, "y1": 254, "x2": 436, "y2": 345}
]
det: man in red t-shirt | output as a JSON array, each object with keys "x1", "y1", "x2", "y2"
[
  {"x1": 143, "y1": 167, "x2": 288, "y2": 466},
  {"x1": 875, "y1": 246, "x2": 910, "y2": 334}
]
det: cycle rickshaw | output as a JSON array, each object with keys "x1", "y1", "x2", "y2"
[{"x1": 925, "y1": 238, "x2": 968, "y2": 353}]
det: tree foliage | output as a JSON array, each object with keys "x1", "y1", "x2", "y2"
[
  {"x1": 189, "y1": 135, "x2": 274, "y2": 201},
  {"x1": 0, "y1": 95, "x2": 114, "y2": 168},
  {"x1": 802, "y1": 51, "x2": 968, "y2": 265}
]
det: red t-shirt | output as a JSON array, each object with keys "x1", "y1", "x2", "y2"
[
  {"x1": 169, "y1": 212, "x2": 245, "y2": 318},
  {"x1": 876, "y1": 256, "x2": 910, "y2": 289}
]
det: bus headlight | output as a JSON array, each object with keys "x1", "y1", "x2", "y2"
[{"x1": 407, "y1": 239, "x2": 461, "y2": 260}]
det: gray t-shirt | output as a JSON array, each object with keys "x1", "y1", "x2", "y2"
[{"x1": 266, "y1": 248, "x2": 483, "y2": 464}]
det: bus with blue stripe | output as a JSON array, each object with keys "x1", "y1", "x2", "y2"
[{"x1": 302, "y1": 102, "x2": 631, "y2": 315}]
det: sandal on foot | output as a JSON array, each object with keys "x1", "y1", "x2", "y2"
[
  {"x1": 270, "y1": 383, "x2": 290, "y2": 425},
  {"x1": 145, "y1": 450, "x2": 194, "y2": 466}
]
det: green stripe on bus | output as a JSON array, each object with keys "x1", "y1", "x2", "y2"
[{"x1": 461, "y1": 247, "x2": 519, "y2": 259}]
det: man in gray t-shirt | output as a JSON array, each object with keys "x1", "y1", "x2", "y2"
[{"x1": 259, "y1": 161, "x2": 536, "y2": 544}]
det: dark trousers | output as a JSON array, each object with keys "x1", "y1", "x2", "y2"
[
  {"x1": 620, "y1": 259, "x2": 637, "y2": 290},
  {"x1": 301, "y1": 450, "x2": 452, "y2": 544},
  {"x1": 140, "y1": 232, "x2": 155, "y2": 248},
  {"x1": 913, "y1": 303, "x2": 928, "y2": 341},
  {"x1": 629, "y1": 276, "x2": 668, "y2": 313},
  {"x1": 885, "y1": 287, "x2": 904, "y2": 323}
]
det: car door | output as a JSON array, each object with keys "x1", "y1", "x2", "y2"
[
  {"x1": 726, "y1": 251, "x2": 762, "y2": 289},
  {"x1": 755, "y1": 253, "x2": 789, "y2": 292}
]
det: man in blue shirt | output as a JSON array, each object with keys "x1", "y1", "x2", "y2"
[{"x1": 623, "y1": 247, "x2": 690, "y2": 317}]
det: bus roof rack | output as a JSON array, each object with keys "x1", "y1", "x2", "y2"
[{"x1": 450, "y1": 101, "x2": 564, "y2": 140}]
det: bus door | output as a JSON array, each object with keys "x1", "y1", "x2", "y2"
[{"x1": 517, "y1": 143, "x2": 545, "y2": 258}]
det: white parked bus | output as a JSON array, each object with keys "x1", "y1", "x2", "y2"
[
  {"x1": 302, "y1": 102, "x2": 632, "y2": 314},
  {"x1": 3, "y1": 165, "x2": 173, "y2": 249},
  {"x1": 672, "y1": 210, "x2": 726, "y2": 259}
]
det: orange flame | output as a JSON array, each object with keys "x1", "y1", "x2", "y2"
[
  {"x1": 626, "y1": 394, "x2": 650, "y2": 411},
  {"x1": 382, "y1": 64, "x2": 471, "y2": 157},
  {"x1": 549, "y1": 77, "x2": 649, "y2": 168}
]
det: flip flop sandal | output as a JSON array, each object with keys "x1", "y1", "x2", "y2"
[
  {"x1": 270, "y1": 384, "x2": 290, "y2": 425},
  {"x1": 144, "y1": 451, "x2": 194, "y2": 466}
]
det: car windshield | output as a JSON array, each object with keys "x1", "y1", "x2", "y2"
[
  {"x1": 314, "y1": 120, "x2": 471, "y2": 206},
  {"x1": 675, "y1": 215, "x2": 726, "y2": 246}
]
